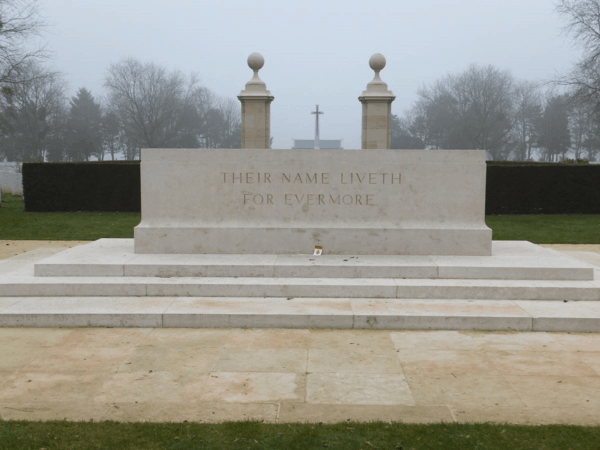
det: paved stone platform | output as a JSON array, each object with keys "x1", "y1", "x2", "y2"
[
  {"x1": 1, "y1": 327, "x2": 599, "y2": 425},
  {"x1": 0, "y1": 243, "x2": 599, "y2": 424}
]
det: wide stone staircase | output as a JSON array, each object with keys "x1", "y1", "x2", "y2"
[{"x1": 0, "y1": 239, "x2": 599, "y2": 331}]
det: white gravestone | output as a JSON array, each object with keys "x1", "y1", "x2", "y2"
[
  {"x1": 134, "y1": 148, "x2": 492, "y2": 255},
  {"x1": 0, "y1": 170, "x2": 23, "y2": 195}
]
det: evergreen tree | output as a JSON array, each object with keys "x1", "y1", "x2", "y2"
[
  {"x1": 66, "y1": 87, "x2": 103, "y2": 161},
  {"x1": 537, "y1": 95, "x2": 571, "y2": 162}
]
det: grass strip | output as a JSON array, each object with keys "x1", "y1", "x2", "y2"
[
  {"x1": 0, "y1": 194, "x2": 140, "y2": 240},
  {"x1": 1, "y1": 194, "x2": 599, "y2": 243},
  {"x1": 486, "y1": 214, "x2": 600, "y2": 244},
  {"x1": 1, "y1": 420, "x2": 599, "y2": 450}
]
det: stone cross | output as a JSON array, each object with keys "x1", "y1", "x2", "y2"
[{"x1": 311, "y1": 105, "x2": 324, "y2": 149}]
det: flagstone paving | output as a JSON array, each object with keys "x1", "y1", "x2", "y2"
[{"x1": 0, "y1": 327, "x2": 599, "y2": 425}]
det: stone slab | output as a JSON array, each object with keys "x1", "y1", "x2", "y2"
[
  {"x1": 162, "y1": 297, "x2": 354, "y2": 328},
  {"x1": 100, "y1": 402, "x2": 278, "y2": 423},
  {"x1": 33, "y1": 239, "x2": 596, "y2": 281},
  {"x1": 134, "y1": 149, "x2": 492, "y2": 255},
  {"x1": 0, "y1": 402, "x2": 111, "y2": 422},
  {"x1": 272, "y1": 254, "x2": 437, "y2": 279},
  {"x1": 394, "y1": 279, "x2": 600, "y2": 300},
  {"x1": 0, "y1": 275, "x2": 148, "y2": 296},
  {"x1": 516, "y1": 300, "x2": 600, "y2": 332},
  {"x1": 0, "y1": 298, "x2": 23, "y2": 311},
  {"x1": 352, "y1": 299, "x2": 533, "y2": 330},
  {"x1": 389, "y1": 329, "x2": 569, "y2": 351},
  {"x1": 1, "y1": 271, "x2": 598, "y2": 299},
  {"x1": 0, "y1": 297, "x2": 174, "y2": 327},
  {"x1": 451, "y1": 405, "x2": 600, "y2": 425},
  {"x1": 433, "y1": 244, "x2": 595, "y2": 281},
  {"x1": 306, "y1": 372, "x2": 415, "y2": 405},
  {"x1": 33, "y1": 239, "x2": 136, "y2": 277},
  {"x1": 278, "y1": 403, "x2": 454, "y2": 423},
  {"x1": 125, "y1": 253, "x2": 279, "y2": 278},
  {"x1": 0, "y1": 248, "x2": 69, "y2": 276},
  {"x1": 0, "y1": 297, "x2": 599, "y2": 332},
  {"x1": 145, "y1": 277, "x2": 398, "y2": 298}
]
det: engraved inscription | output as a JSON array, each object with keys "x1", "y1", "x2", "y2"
[{"x1": 220, "y1": 172, "x2": 401, "y2": 207}]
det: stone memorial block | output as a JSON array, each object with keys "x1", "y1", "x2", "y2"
[{"x1": 134, "y1": 148, "x2": 492, "y2": 255}]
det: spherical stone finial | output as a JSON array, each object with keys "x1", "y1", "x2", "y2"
[
  {"x1": 248, "y1": 53, "x2": 265, "y2": 72},
  {"x1": 369, "y1": 53, "x2": 386, "y2": 72}
]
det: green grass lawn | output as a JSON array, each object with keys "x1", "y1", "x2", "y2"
[
  {"x1": 0, "y1": 194, "x2": 140, "y2": 240},
  {"x1": 1, "y1": 420, "x2": 599, "y2": 450},
  {"x1": 486, "y1": 214, "x2": 600, "y2": 244},
  {"x1": 1, "y1": 194, "x2": 599, "y2": 243}
]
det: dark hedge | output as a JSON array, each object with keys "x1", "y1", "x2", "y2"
[
  {"x1": 22, "y1": 161, "x2": 141, "y2": 212},
  {"x1": 20, "y1": 160, "x2": 600, "y2": 214},
  {"x1": 485, "y1": 163, "x2": 600, "y2": 214}
]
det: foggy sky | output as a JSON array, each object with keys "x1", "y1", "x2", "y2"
[{"x1": 44, "y1": 0, "x2": 578, "y2": 149}]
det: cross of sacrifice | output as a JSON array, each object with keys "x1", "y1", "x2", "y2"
[{"x1": 311, "y1": 105, "x2": 324, "y2": 149}]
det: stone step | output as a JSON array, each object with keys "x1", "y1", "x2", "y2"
[
  {"x1": 0, "y1": 297, "x2": 598, "y2": 332},
  {"x1": 33, "y1": 239, "x2": 596, "y2": 281},
  {"x1": 1, "y1": 274, "x2": 598, "y2": 300}
]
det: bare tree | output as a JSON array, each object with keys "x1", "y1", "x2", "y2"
[
  {"x1": 555, "y1": 1, "x2": 600, "y2": 110},
  {"x1": 190, "y1": 86, "x2": 241, "y2": 148},
  {"x1": 0, "y1": 0, "x2": 47, "y2": 90},
  {"x1": 215, "y1": 97, "x2": 241, "y2": 148},
  {"x1": 104, "y1": 58, "x2": 200, "y2": 156},
  {"x1": 409, "y1": 64, "x2": 515, "y2": 159},
  {"x1": 101, "y1": 109, "x2": 122, "y2": 161},
  {"x1": 0, "y1": 61, "x2": 66, "y2": 161},
  {"x1": 390, "y1": 112, "x2": 425, "y2": 149},
  {"x1": 512, "y1": 80, "x2": 543, "y2": 160}
]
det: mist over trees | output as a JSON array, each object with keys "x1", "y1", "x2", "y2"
[
  {"x1": 388, "y1": 0, "x2": 600, "y2": 162},
  {"x1": 390, "y1": 63, "x2": 600, "y2": 161},
  {"x1": 0, "y1": 54, "x2": 241, "y2": 161},
  {"x1": 0, "y1": 61, "x2": 66, "y2": 162},
  {"x1": 1, "y1": 0, "x2": 600, "y2": 161}
]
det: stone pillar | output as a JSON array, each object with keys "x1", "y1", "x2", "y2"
[
  {"x1": 238, "y1": 53, "x2": 274, "y2": 149},
  {"x1": 358, "y1": 54, "x2": 395, "y2": 149}
]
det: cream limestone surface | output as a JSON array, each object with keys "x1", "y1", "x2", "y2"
[
  {"x1": 0, "y1": 243, "x2": 599, "y2": 423},
  {"x1": 134, "y1": 148, "x2": 491, "y2": 255},
  {"x1": 2, "y1": 327, "x2": 599, "y2": 424},
  {"x1": 36, "y1": 239, "x2": 595, "y2": 281}
]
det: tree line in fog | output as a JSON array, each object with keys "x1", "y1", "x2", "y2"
[
  {"x1": 0, "y1": 57, "x2": 241, "y2": 162},
  {"x1": 390, "y1": 0, "x2": 600, "y2": 162},
  {"x1": 2, "y1": 0, "x2": 600, "y2": 162},
  {"x1": 390, "y1": 64, "x2": 598, "y2": 162}
]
